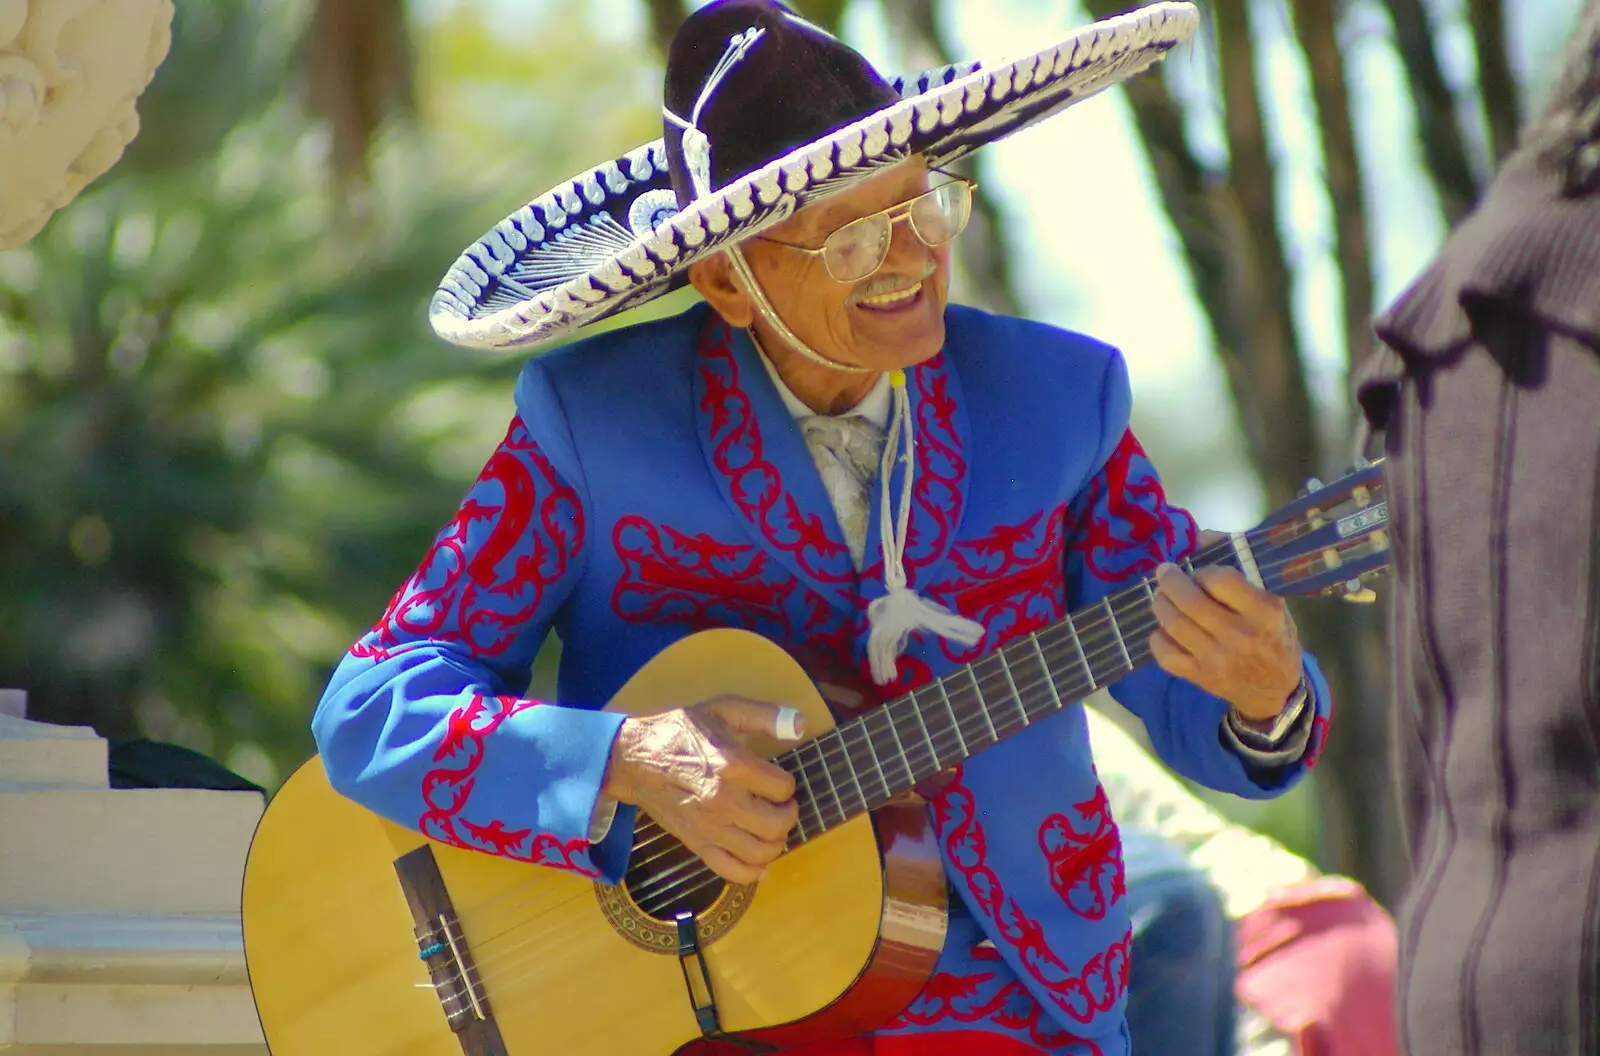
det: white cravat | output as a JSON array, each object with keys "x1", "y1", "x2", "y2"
[{"x1": 756, "y1": 350, "x2": 891, "y2": 570}]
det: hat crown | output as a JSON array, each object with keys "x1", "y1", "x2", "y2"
[{"x1": 662, "y1": 0, "x2": 901, "y2": 206}]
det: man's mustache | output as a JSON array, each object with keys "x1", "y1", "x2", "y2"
[{"x1": 852, "y1": 261, "x2": 936, "y2": 302}]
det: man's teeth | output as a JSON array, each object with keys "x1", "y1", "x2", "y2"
[{"x1": 860, "y1": 281, "x2": 922, "y2": 308}]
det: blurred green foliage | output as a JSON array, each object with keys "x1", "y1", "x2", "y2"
[{"x1": 0, "y1": 0, "x2": 675, "y2": 789}]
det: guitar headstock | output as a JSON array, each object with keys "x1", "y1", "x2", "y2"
[{"x1": 1250, "y1": 462, "x2": 1390, "y2": 601}]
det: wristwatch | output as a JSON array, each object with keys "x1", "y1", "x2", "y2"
[{"x1": 1228, "y1": 677, "x2": 1310, "y2": 749}]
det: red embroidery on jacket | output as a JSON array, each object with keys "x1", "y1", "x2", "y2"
[
  {"x1": 1039, "y1": 786, "x2": 1125, "y2": 921},
  {"x1": 930, "y1": 507, "x2": 1068, "y2": 662},
  {"x1": 1306, "y1": 710, "x2": 1332, "y2": 768},
  {"x1": 419, "y1": 694, "x2": 600, "y2": 876},
  {"x1": 904, "y1": 362, "x2": 966, "y2": 570},
  {"x1": 697, "y1": 322, "x2": 855, "y2": 589},
  {"x1": 1066, "y1": 430, "x2": 1197, "y2": 586},
  {"x1": 696, "y1": 320, "x2": 967, "y2": 595},
  {"x1": 936, "y1": 772, "x2": 1131, "y2": 1025},
  {"x1": 888, "y1": 970, "x2": 1103, "y2": 1054},
  {"x1": 612, "y1": 516, "x2": 798, "y2": 636},
  {"x1": 354, "y1": 419, "x2": 583, "y2": 661}
]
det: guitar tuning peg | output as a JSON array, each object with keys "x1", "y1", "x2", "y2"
[
  {"x1": 1299, "y1": 477, "x2": 1325, "y2": 498},
  {"x1": 1338, "y1": 577, "x2": 1378, "y2": 604}
]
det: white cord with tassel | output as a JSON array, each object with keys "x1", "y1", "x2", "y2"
[{"x1": 864, "y1": 369, "x2": 985, "y2": 685}]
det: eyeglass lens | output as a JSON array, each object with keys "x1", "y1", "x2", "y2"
[{"x1": 822, "y1": 182, "x2": 973, "y2": 282}]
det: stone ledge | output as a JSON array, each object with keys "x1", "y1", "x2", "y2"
[
  {"x1": 0, "y1": 715, "x2": 107, "y2": 792},
  {"x1": 0, "y1": 788, "x2": 263, "y2": 916},
  {"x1": 0, "y1": 913, "x2": 265, "y2": 1051}
]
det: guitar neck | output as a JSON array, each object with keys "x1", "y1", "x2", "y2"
[{"x1": 777, "y1": 546, "x2": 1244, "y2": 847}]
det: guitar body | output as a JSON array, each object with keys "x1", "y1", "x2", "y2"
[{"x1": 243, "y1": 630, "x2": 949, "y2": 1055}]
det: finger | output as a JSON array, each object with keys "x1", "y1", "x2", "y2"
[
  {"x1": 1192, "y1": 564, "x2": 1288, "y2": 624},
  {"x1": 1197, "y1": 530, "x2": 1228, "y2": 549},
  {"x1": 725, "y1": 752, "x2": 798, "y2": 805},
  {"x1": 1151, "y1": 592, "x2": 1217, "y2": 656},
  {"x1": 1149, "y1": 628, "x2": 1202, "y2": 683},
  {"x1": 729, "y1": 789, "x2": 800, "y2": 842},
  {"x1": 1156, "y1": 563, "x2": 1252, "y2": 639},
  {"x1": 697, "y1": 843, "x2": 766, "y2": 885},
  {"x1": 705, "y1": 696, "x2": 809, "y2": 741},
  {"x1": 710, "y1": 822, "x2": 786, "y2": 869}
]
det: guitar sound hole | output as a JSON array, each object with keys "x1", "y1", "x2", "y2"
[{"x1": 624, "y1": 829, "x2": 726, "y2": 922}]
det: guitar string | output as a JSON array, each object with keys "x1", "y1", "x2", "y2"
[
  {"x1": 453, "y1": 532, "x2": 1251, "y2": 935},
  {"x1": 422, "y1": 519, "x2": 1357, "y2": 992},
  {"x1": 459, "y1": 511, "x2": 1339, "y2": 936},
  {"x1": 615, "y1": 531, "x2": 1266, "y2": 869},
  {"x1": 616, "y1": 518, "x2": 1345, "y2": 877},
  {"x1": 420, "y1": 515, "x2": 1373, "y2": 992},
  {"x1": 420, "y1": 600, "x2": 1262, "y2": 1002},
  {"x1": 431, "y1": 562, "x2": 1352, "y2": 995}
]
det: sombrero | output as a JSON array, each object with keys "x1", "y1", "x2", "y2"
[{"x1": 429, "y1": 0, "x2": 1200, "y2": 353}]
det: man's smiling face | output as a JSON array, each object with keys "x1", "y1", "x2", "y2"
[{"x1": 736, "y1": 158, "x2": 951, "y2": 372}]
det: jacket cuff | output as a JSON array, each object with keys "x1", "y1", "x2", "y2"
[{"x1": 1221, "y1": 680, "x2": 1315, "y2": 767}]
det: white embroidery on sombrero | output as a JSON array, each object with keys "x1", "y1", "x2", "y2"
[
  {"x1": 478, "y1": 213, "x2": 640, "y2": 313},
  {"x1": 429, "y1": 2, "x2": 1201, "y2": 352},
  {"x1": 627, "y1": 189, "x2": 681, "y2": 237},
  {"x1": 663, "y1": 26, "x2": 768, "y2": 199}
]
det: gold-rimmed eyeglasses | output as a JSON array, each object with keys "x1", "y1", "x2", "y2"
[{"x1": 755, "y1": 176, "x2": 976, "y2": 284}]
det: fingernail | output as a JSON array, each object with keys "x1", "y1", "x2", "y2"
[{"x1": 775, "y1": 706, "x2": 805, "y2": 740}]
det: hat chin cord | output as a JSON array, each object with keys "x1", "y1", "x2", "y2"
[{"x1": 726, "y1": 245, "x2": 984, "y2": 685}]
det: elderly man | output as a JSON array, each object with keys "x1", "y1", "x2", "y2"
[
  {"x1": 314, "y1": 2, "x2": 1334, "y2": 1053},
  {"x1": 1356, "y1": 3, "x2": 1600, "y2": 1051}
]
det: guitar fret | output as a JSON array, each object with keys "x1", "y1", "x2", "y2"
[
  {"x1": 1103, "y1": 595, "x2": 1132, "y2": 670},
  {"x1": 936, "y1": 679, "x2": 970, "y2": 756},
  {"x1": 837, "y1": 729, "x2": 869, "y2": 813},
  {"x1": 790, "y1": 756, "x2": 816, "y2": 841},
  {"x1": 1029, "y1": 634, "x2": 1064, "y2": 714},
  {"x1": 994, "y1": 648, "x2": 1029, "y2": 728},
  {"x1": 810, "y1": 738, "x2": 845, "y2": 824},
  {"x1": 967, "y1": 667, "x2": 998, "y2": 742},
  {"x1": 909, "y1": 693, "x2": 940, "y2": 774},
  {"x1": 1063, "y1": 610, "x2": 1093, "y2": 688},
  {"x1": 857, "y1": 718, "x2": 892, "y2": 803},
  {"x1": 881, "y1": 705, "x2": 917, "y2": 788}
]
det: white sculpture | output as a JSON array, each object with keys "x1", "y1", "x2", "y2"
[{"x1": 0, "y1": 0, "x2": 174, "y2": 249}]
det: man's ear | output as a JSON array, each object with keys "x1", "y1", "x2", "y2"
[{"x1": 688, "y1": 253, "x2": 755, "y2": 328}]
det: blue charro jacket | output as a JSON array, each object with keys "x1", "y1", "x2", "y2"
[{"x1": 314, "y1": 303, "x2": 1333, "y2": 1054}]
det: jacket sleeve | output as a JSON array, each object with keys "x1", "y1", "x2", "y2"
[
  {"x1": 1064, "y1": 351, "x2": 1334, "y2": 799},
  {"x1": 312, "y1": 409, "x2": 636, "y2": 883}
]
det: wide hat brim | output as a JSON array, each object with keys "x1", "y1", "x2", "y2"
[{"x1": 430, "y1": 2, "x2": 1199, "y2": 353}]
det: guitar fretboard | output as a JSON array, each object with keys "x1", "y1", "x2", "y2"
[{"x1": 776, "y1": 551, "x2": 1235, "y2": 845}]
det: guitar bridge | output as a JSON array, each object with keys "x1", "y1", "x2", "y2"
[
  {"x1": 675, "y1": 910, "x2": 774, "y2": 1053},
  {"x1": 394, "y1": 846, "x2": 510, "y2": 1055}
]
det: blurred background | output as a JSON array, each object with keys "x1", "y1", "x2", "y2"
[{"x1": 0, "y1": 0, "x2": 1583, "y2": 908}]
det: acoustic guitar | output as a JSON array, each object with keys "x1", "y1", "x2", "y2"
[{"x1": 242, "y1": 464, "x2": 1390, "y2": 1055}]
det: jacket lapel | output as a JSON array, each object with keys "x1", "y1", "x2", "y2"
[{"x1": 693, "y1": 315, "x2": 859, "y2": 613}]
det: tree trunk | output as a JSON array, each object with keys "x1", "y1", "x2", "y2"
[
  {"x1": 1081, "y1": 0, "x2": 1403, "y2": 904},
  {"x1": 882, "y1": 0, "x2": 1022, "y2": 316},
  {"x1": 1287, "y1": 0, "x2": 1376, "y2": 377},
  {"x1": 1210, "y1": 0, "x2": 1320, "y2": 506},
  {"x1": 1467, "y1": 0, "x2": 1521, "y2": 166},
  {"x1": 642, "y1": 0, "x2": 689, "y2": 57},
  {"x1": 1379, "y1": 0, "x2": 1483, "y2": 222},
  {"x1": 303, "y1": 0, "x2": 414, "y2": 199}
]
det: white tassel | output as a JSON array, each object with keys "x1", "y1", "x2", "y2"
[
  {"x1": 867, "y1": 585, "x2": 985, "y2": 685},
  {"x1": 865, "y1": 371, "x2": 985, "y2": 685}
]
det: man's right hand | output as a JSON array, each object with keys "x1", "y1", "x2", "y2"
[{"x1": 601, "y1": 696, "x2": 805, "y2": 884}]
